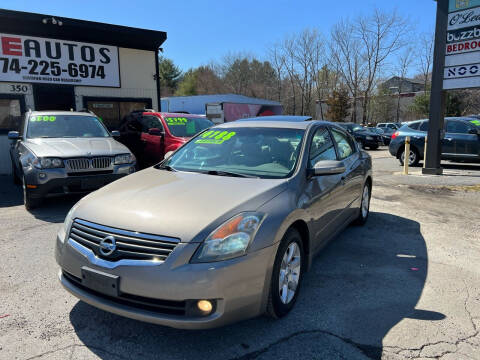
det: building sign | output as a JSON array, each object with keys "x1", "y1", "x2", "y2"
[
  {"x1": 444, "y1": 2, "x2": 480, "y2": 89},
  {"x1": 0, "y1": 33, "x2": 119, "y2": 87},
  {"x1": 449, "y1": 0, "x2": 480, "y2": 12}
]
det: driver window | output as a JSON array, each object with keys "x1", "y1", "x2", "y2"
[
  {"x1": 309, "y1": 127, "x2": 337, "y2": 166},
  {"x1": 141, "y1": 116, "x2": 163, "y2": 133},
  {"x1": 331, "y1": 128, "x2": 354, "y2": 160}
]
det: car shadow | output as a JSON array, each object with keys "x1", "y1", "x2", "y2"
[
  {"x1": 0, "y1": 175, "x2": 82, "y2": 223},
  {"x1": 68, "y1": 212, "x2": 437, "y2": 360}
]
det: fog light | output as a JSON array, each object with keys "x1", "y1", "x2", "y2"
[
  {"x1": 39, "y1": 173, "x2": 46, "y2": 179},
  {"x1": 197, "y1": 300, "x2": 213, "y2": 313}
]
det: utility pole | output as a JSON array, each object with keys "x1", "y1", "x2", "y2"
[{"x1": 423, "y1": 0, "x2": 448, "y2": 175}]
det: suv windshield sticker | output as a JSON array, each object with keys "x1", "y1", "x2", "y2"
[
  {"x1": 195, "y1": 130, "x2": 236, "y2": 145},
  {"x1": 166, "y1": 117, "x2": 188, "y2": 126},
  {"x1": 30, "y1": 116, "x2": 56, "y2": 122},
  {"x1": 470, "y1": 119, "x2": 480, "y2": 126}
]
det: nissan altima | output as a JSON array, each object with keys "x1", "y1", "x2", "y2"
[{"x1": 55, "y1": 120, "x2": 372, "y2": 329}]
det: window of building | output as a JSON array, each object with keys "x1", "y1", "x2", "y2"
[{"x1": 0, "y1": 97, "x2": 22, "y2": 132}]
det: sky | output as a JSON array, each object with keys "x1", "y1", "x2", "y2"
[{"x1": 2, "y1": 0, "x2": 438, "y2": 72}]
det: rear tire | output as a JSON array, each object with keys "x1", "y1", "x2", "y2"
[
  {"x1": 23, "y1": 176, "x2": 41, "y2": 210},
  {"x1": 399, "y1": 147, "x2": 420, "y2": 167},
  {"x1": 267, "y1": 228, "x2": 304, "y2": 319}
]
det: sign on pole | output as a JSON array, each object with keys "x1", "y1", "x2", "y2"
[{"x1": 444, "y1": 1, "x2": 480, "y2": 89}]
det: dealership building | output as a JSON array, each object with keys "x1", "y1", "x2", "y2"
[{"x1": 0, "y1": 9, "x2": 166, "y2": 174}]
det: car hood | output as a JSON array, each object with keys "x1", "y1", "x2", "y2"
[
  {"x1": 73, "y1": 168, "x2": 288, "y2": 242},
  {"x1": 24, "y1": 137, "x2": 131, "y2": 158}
]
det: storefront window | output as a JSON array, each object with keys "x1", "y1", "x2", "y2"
[
  {"x1": 87, "y1": 100, "x2": 149, "y2": 130},
  {"x1": 0, "y1": 98, "x2": 22, "y2": 132}
]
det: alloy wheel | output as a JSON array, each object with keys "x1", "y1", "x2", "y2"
[{"x1": 278, "y1": 242, "x2": 301, "y2": 304}]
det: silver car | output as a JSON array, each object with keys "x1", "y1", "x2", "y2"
[
  {"x1": 8, "y1": 111, "x2": 136, "y2": 209},
  {"x1": 55, "y1": 120, "x2": 372, "y2": 329}
]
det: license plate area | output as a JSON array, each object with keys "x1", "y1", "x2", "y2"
[
  {"x1": 81, "y1": 267, "x2": 119, "y2": 297},
  {"x1": 80, "y1": 178, "x2": 103, "y2": 190}
]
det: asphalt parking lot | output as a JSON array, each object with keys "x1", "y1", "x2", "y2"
[{"x1": 0, "y1": 148, "x2": 479, "y2": 360}]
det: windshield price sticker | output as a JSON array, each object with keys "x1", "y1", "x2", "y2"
[
  {"x1": 195, "y1": 130, "x2": 236, "y2": 144},
  {"x1": 470, "y1": 119, "x2": 480, "y2": 126},
  {"x1": 166, "y1": 117, "x2": 188, "y2": 126},
  {"x1": 30, "y1": 116, "x2": 56, "y2": 122}
]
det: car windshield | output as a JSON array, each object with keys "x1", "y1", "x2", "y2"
[
  {"x1": 162, "y1": 127, "x2": 305, "y2": 179},
  {"x1": 164, "y1": 116, "x2": 213, "y2": 137},
  {"x1": 27, "y1": 115, "x2": 110, "y2": 138}
]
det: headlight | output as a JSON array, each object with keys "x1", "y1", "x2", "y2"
[
  {"x1": 191, "y1": 212, "x2": 265, "y2": 263},
  {"x1": 114, "y1": 153, "x2": 135, "y2": 164},
  {"x1": 32, "y1": 157, "x2": 64, "y2": 169},
  {"x1": 366, "y1": 136, "x2": 373, "y2": 140}
]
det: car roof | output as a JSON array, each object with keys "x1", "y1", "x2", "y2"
[
  {"x1": 237, "y1": 115, "x2": 313, "y2": 122},
  {"x1": 29, "y1": 111, "x2": 94, "y2": 116},
  {"x1": 145, "y1": 112, "x2": 207, "y2": 118},
  {"x1": 214, "y1": 119, "x2": 330, "y2": 130}
]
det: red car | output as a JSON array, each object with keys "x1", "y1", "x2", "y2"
[{"x1": 119, "y1": 111, "x2": 214, "y2": 168}]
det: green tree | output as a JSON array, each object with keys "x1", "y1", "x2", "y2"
[
  {"x1": 325, "y1": 88, "x2": 350, "y2": 122},
  {"x1": 175, "y1": 70, "x2": 197, "y2": 96},
  {"x1": 158, "y1": 56, "x2": 182, "y2": 95},
  {"x1": 409, "y1": 92, "x2": 462, "y2": 118}
]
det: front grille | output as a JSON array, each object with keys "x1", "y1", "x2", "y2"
[
  {"x1": 69, "y1": 219, "x2": 179, "y2": 262},
  {"x1": 66, "y1": 157, "x2": 112, "y2": 171},
  {"x1": 63, "y1": 271, "x2": 187, "y2": 315}
]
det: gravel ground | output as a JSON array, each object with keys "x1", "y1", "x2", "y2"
[{"x1": 0, "y1": 148, "x2": 479, "y2": 360}]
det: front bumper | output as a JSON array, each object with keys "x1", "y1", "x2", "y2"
[
  {"x1": 55, "y1": 230, "x2": 277, "y2": 329},
  {"x1": 24, "y1": 164, "x2": 135, "y2": 199}
]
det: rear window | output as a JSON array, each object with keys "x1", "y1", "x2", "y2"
[{"x1": 407, "y1": 121, "x2": 422, "y2": 130}]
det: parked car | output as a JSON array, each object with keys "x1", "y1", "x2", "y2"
[
  {"x1": 118, "y1": 111, "x2": 214, "y2": 168},
  {"x1": 56, "y1": 119, "x2": 372, "y2": 329},
  {"x1": 8, "y1": 111, "x2": 136, "y2": 210},
  {"x1": 389, "y1": 117, "x2": 480, "y2": 166},
  {"x1": 336, "y1": 123, "x2": 383, "y2": 149},
  {"x1": 370, "y1": 127, "x2": 395, "y2": 145}
]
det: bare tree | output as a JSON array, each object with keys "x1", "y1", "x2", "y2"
[
  {"x1": 393, "y1": 47, "x2": 415, "y2": 122},
  {"x1": 330, "y1": 19, "x2": 366, "y2": 123},
  {"x1": 355, "y1": 8, "x2": 409, "y2": 124},
  {"x1": 417, "y1": 32, "x2": 434, "y2": 94}
]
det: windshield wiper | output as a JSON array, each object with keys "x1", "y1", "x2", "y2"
[
  {"x1": 157, "y1": 164, "x2": 177, "y2": 172},
  {"x1": 201, "y1": 170, "x2": 259, "y2": 178}
]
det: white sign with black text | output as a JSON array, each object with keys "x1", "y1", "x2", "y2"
[
  {"x1": 444, "y1": 5, "x2": 480, "y2": 89},
  {"x1": 0, "y1": 33, "x2": 120, "y2": 87}
]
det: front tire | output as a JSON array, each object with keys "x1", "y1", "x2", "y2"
[
  {"x1": 23, "y1": 176, "x2": 41, "y2": 210},
  {"x1": 11, "y1": 159, "x2": 21, "y2": 185},
  {"x1": 267, "y1": 228, "x2": 304, "y2": 319}
]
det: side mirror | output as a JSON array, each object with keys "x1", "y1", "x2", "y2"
[
  {"x1": 309, "y1": 160, "x2": 346, "y2": 176},
  {"x1": 468, "y1": 128, "x2": 480, "y2": 135},
  {"x1": 148, "y1": 128, "x2": 163, "y2": 136},
  {"x1": 8, "y1": 131, "x2": 19, "y2": 140},
  {"x1": 164, "y1": 150, "x2": 174, "y2": 160},
  {"x1": 111, "y1": 130, "x2": 120, "y2": 137}
]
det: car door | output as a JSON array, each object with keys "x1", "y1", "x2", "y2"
[
  {"x1": 330, "y1": 127, "x2": 363, "y2": 217},
  {"x1": 445, "y1": 120, "x2": 480, "y2": 160},
  {"x1": 304, "y1": 126, "x2": 345, "y2": 250},
  {"x1": 140, "y1": 115, "x2": 165, "y2": 166}
]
